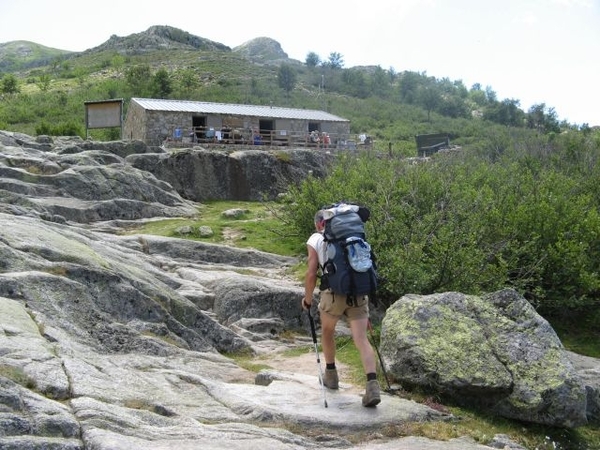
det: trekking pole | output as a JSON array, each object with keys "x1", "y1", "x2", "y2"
[
  {"x1": 368, "y1": 319, "x2": 392, "y2": 392},
  {"x1": 307, "y1": 307, "x2": 328, "y2": 408}
]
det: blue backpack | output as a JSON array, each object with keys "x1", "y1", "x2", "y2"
[{"x1": 320, "y1": 203, "x2": 377, "y2": 305}]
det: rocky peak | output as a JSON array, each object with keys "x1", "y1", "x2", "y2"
[
  {"x1": 94, "y1": 25, "x2": 231, "y2": 54},
  {"x1": 234, "y1": 36, "x2": 290, "y2": 62}
]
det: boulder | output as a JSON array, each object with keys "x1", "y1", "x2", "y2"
[{"x1": 381, "y1": 290, "x2": 588, "y2": 428}]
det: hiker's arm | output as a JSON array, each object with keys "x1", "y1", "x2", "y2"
[{"x1": 303, "y1": 245, "x2": 319, "y2": 309}]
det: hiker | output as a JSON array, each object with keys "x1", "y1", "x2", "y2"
[
  {"x1": 309, "y1": 130, "x2": 320, "y2": 147},
  {"x1": 322, "y1": 132, "x2": 330, "y2": 149},
  {"x1": 302, "y1": 209, "x2": 381, "y2": 407}
]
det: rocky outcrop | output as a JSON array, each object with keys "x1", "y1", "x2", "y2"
[
  {"x1": 0, "y1": 132, "x2": 332, "y2": 218},
  {"x1": 0, "y1": 208, "x2": 458, "y2": 449},
  {"x1": 381, "y1": 290, "x2": 589, "y2": 428},
  {"x1": 0, "y1": 133, "x2": 197, "y2": 223},
  {"x1": 93, "y1": 25, "x2": 232, "y2": 54},
  {"x1": 1, "y1": 130, "x2": 599, "y2": 449},
  {"x1": 127, "y1": 147, "x2": 333, "y2": 202},
  {"x1": 233, "y1": 37, "x2": 291, "y2": 63},
  {"x1": 0, "y1": 131, "x2": 468, "y2": 449}
]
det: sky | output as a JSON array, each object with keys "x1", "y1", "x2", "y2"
[{"x1": 1, "y1": 0, "x2": 599, "y2": 126}]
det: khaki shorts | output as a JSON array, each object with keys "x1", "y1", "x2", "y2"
[{"x1": 318, "y1": 290, "x2": 369, "y2": 321}]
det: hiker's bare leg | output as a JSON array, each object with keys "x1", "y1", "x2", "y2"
[
  {"x1": 349, "y1": 317, "x2": 376, "y2": 374},
  {"x1": 320, "y1": 311, "x2": 339, "y2": 364}
]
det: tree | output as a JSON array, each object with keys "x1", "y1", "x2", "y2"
[
  {"x1": 417, "y1": 85, "x2": 441, "y2": 121},
  {"x1": 178, "y1": 69, "x2": 198, "y2": 96},
  {"x1": 110, "y1": 54, "x2": 126, "y2": 73},
  {"x1": 277, "y1": 64, "x2": 297, "y2": 98},
  {"x1": 152, "y1": 68, "x2": 173, "y2": 98},
  {"x1": 398, "y1": 71, "x2": 423, "y2": 104},
  {"x1": 326, "y1": 52, "x2": 344, "y2": 69},
  {"x1": 485, "y1": 86, "x2": 497, "y2": 103},
  {"x1": 527, "y1": 103, "x2": 560, "y2": 134},
  {"x1": 37, "y1": 74, "x2": 52, "y2": 92},
  {"x1": 125, "y1": 64, "x2": 152, "y2": 96},
  {"x1": 439, "y1": 96, "x2": 469, "y2": 118},
  {"x1": 1, "y1": 74, "x2": 20, "y2": 94},
  {"x1": 484, "y1": 98, "x2": 524, "y2": 127},
  {"x1": 370, "y1": 66, "x2": 392, "y2": 98},
  {"x1": 388, "y1": 66, "x2": 397, "y2": 83},
  {"x1": 469, "y1": 84, "x2": 488, "y2": 107},
  {"x1": 342, "y1": 69, "x2": 368, "y2": 98},
  {"x1": 305, "y1": 52, "x2": 320, "y2": 68}
]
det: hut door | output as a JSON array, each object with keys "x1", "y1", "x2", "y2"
[
  {"x1": 259, "y1": 119, "x2": 274, "y2": 144},
  {"x1": 308, "y1": 122, "x2": 320, "y2": 133},
  {"x1": 193, "y1": 116, "x2": 207, "y2": 139}
]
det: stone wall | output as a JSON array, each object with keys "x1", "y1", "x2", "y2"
[{"x1": 123, "y1": 100, "x2": 351, "y2": 147}]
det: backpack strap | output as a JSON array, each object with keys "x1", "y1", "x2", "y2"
[
  {"x1": 317, "y1": 236, "x2": 330, "y2": 291},
  {"x1": 341, "y1": 240, "x2": 358, "y2": 307}
]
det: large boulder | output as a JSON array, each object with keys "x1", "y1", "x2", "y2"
[{"x1": 381, "y1": 290, "x2": 588, "y2": 428}]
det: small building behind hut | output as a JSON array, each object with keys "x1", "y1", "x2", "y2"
[
  {"x1": 123, "y1": 98, "x2": 351, "y2": 148},
  {"x1": 415, "y1": 133, "x2": 451, "y2": 157}
]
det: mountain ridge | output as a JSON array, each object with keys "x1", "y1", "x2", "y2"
[
  {"x1": 0, "y1": 25, "x2": 294, "y2": 72},
  {"x1": 0, "y1": 40, "x2": 73, "y2": 71}
]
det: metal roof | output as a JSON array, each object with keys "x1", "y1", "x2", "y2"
[{"x1": 131, "y1": 98, "x2": 349, "y2": 122}]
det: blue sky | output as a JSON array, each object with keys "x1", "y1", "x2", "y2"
[{"x1": 1, "y1": 0, "x2": 598, "y2": 126}]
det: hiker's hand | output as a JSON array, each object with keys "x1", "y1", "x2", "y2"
[{"x1": 302, "y1": 298, "x2": 312, "y2": 310}]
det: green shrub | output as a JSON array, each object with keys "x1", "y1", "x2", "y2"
[{"x1": 283, "y1": 128, "x2": 600, "y2": 316}]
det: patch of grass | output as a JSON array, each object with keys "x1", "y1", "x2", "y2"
[
  {"x1": 140, "y1": 331, "x2": 183, "y2": 348},
  {"x1": 334, "y1": 335, "x2": 367, "y2": 385},
  {"x1": 123, "y1": 398, "x2": 154, "y2": 411},
  {"x1": 234, "y1": 360, "x2": 273, "y2": 373},
  {"x1": 438, "y1": 406, "x2": 599, "y2": 450},
  {"x1": 0, "y1": 364, "x2": 36, "y2": 390},
  {"x1": 228, "y1": 351, "x2": 273, "y2": 373},
  {"x1": 130, "y1": 200, "x2": 305, "y2": 257},
  {"x1": 230, "y1": 343, "x2": 313, "y2": 373},
  {"x1": 133, "y1": 217, "x2": 196, "y2": 237},
  {"x1": 273, "y1": 151, "x2": 292, "y2": 163},
  {"x1": 549, "y1": 312, "x2": 600, "y2": 358},
  {"x1": 44, "y1": 266, "x2": 68, "y2": 276},
  {"x1": 276, "y1": 345, "x2": 314, "y2": 358}
]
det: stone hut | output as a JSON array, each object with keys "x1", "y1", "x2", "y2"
[{"x1": 123, "y1": 98, "x2": 350, "y2": 147}]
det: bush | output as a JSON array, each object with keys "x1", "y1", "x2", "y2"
[
  {"x1": 36, "y1": 120, "x2": 84, "y2": 137},
  {"x1": 283, "y1": 128, "x2": 600, "y2": 315}
]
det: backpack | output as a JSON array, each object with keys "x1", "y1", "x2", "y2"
[{"x1": 319, "y1": 203, "x2": 377, "y2": 305}]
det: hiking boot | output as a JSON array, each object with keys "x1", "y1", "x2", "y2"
[
  {"x1": 362, "y1": 380, "x2": 381, "y2": 407},
  {"x1": 323, "y1": 368, "x2": 339, "y2": 389}
]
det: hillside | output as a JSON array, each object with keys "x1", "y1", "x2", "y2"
[
  {"x1": 0, "y1": 40, "x2": 73, "y2": 71},
  {"x1": 0, "y1": 24, "x2": 592, "y2": 145}
]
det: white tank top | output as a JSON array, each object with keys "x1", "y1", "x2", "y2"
[{"x1": 306, "y1": 232, "x2": 326, "y2": 267}]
